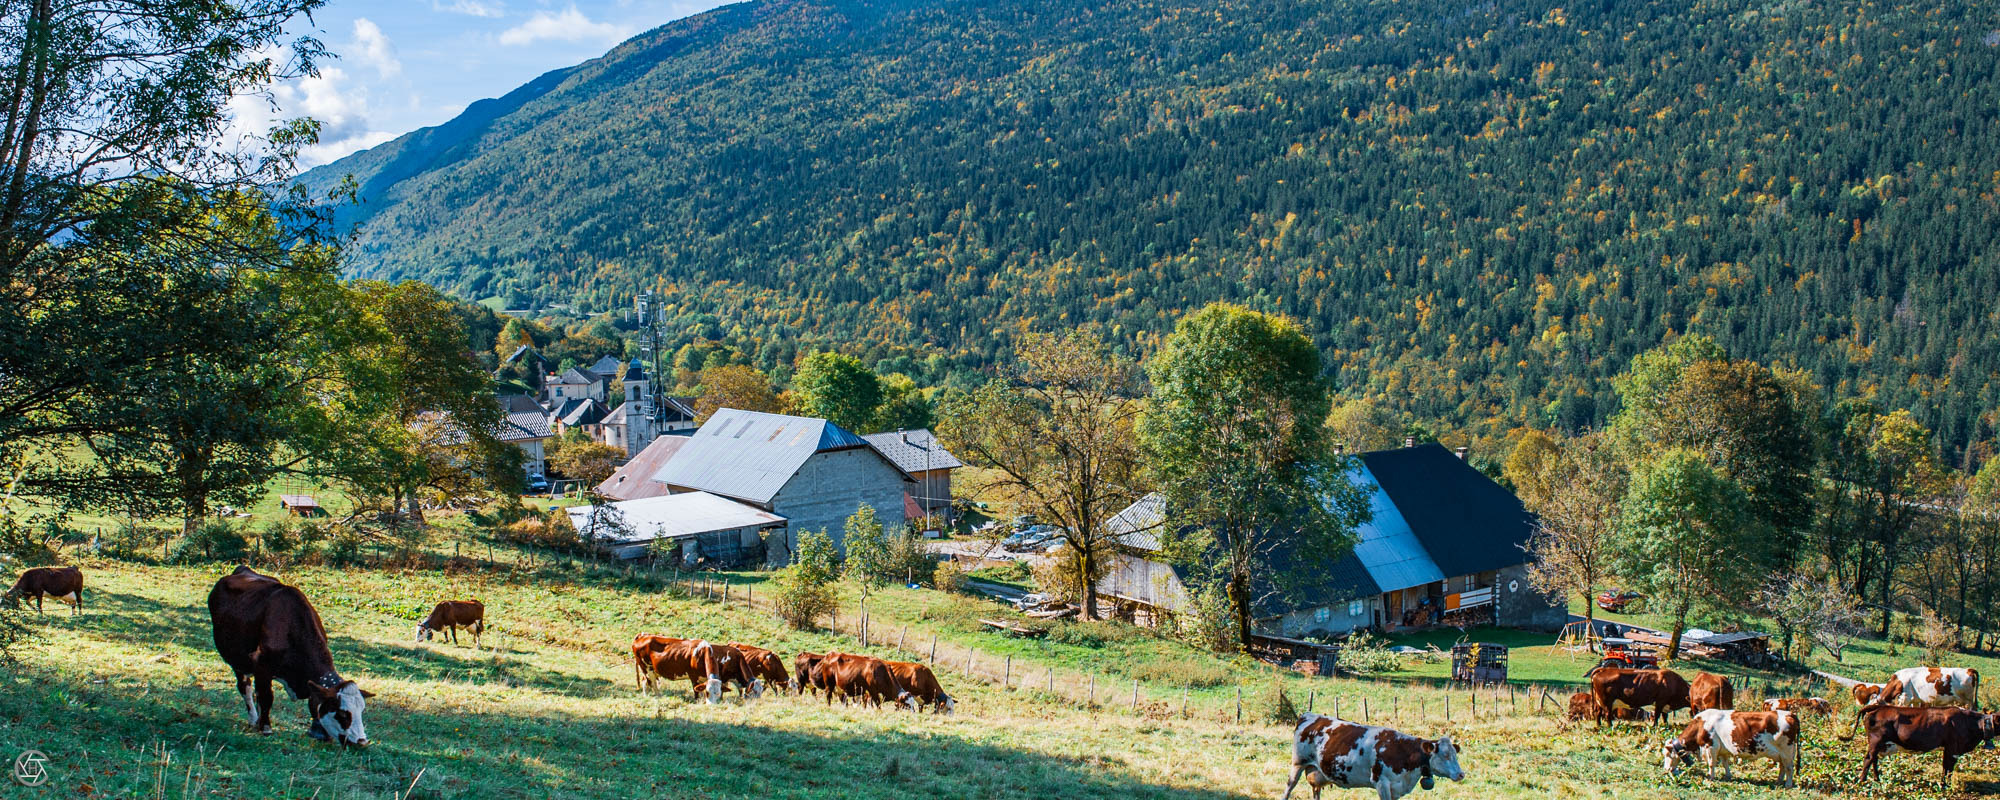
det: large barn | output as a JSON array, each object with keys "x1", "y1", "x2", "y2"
[{"x1": 1097, "y1": 442, "x2": 1565, "y2": 638}]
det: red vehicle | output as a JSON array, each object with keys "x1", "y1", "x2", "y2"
[
  {"x1": 1596, "y1": 589, "x2": 1644, "y2": 613},
  {"x1": 1589, "y1": 637, "x2": 1661, "y2": 675}
]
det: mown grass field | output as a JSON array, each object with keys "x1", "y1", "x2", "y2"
[{"x1": 0, "y1": 547, "x2": 1995, "y2": 799}]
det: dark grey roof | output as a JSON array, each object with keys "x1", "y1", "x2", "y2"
[
  {"x1": 650, "y1": 408, "x2": 906, "y2": 504},
  {"x1": 499, "y1": 394, "x2": 545, "y2": 414},
  {"x1": 661, "y1": 396, "x2": 698, "y2": 421},
  {"x1": 552, "y1": 367, "x2": 599, "y2": 386},
  {"x1": 499, "y1": 410, "x2": 553, "y2": 441},
  {"x1": 622, "y1": 359, "x2": 647, "y2": 382},
  {"x1": 556, "y1": 398, "x2": 609, "y2": 427},
  {"x1": 861, "y1": 429, "x2": 964, "y2": 473},
  {"x1": 587, "y1": 356, "x2": 623, "y2": 378},
  {"x1": 1107, "y1": 493, "x2": 1167, "y2": 550},
  {"x1": 1357, "y1": 443, "x2": 1535, "y2": 579}
]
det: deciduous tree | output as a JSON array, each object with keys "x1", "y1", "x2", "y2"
[
  {"x1": 1519, "y1": 432, "x2": 1625, "y2": 643},
  {"x1": 793, "y1": 351, "x2": 881, "y2": 432},
  {"x1": 1614, "y1": 449, "x2": 1770, "y2": 662}
]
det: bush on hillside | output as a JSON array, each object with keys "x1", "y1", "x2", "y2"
[
  {"x1": 1175, "y1": 580, "x2": 1239, "y2": 653},
  {"x1": 1046, "y1": 620, "x2": 1139, "y2": 648},
  {"x1": 932, "y1": 560, "x2": 968, "y2": 593},
  {"x1": 1335, "y1": 631, "x2": 1402, "y2": 675},
  {"x1": 101, "y1": 520, "x2": 167, "y2": 562},
  {"x1": 774, "y1": 529, "x2": 840, "y2": 630},
  {"x1": 168, "y1": 520, "x2": 251, "y2": 564},
  {"x1": 1257, "y1": 679, "x2": 1299, "y2": 725},
  {"x1": 1123, "y1": 654, "x2": 1235, "y2": 689},
  {"x1": 258, "y1": 518, "x2": 331, "y2": 568}
]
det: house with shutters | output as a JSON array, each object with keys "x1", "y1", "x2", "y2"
[{"x1": 1096, "y1": 442, "x2": 1565, "y2": 638}]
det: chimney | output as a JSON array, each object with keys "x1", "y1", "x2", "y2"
[
  {"x1": 1404, "y1": 436, "x2": 1417, "y2": 449},
  {"x1": 1454, "y1": 446, "x2": 1469, "y2": 461}
]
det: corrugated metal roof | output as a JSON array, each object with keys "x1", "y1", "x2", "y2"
[
  {"x1": 648, "y1": 408, "x2": 888, "y2": 504},
  {"x1": 566, "y1": 491, "x2": 785, "y2": 544},
  {"x1": 1107, "y1": 493, "x2": 1167, "y2": 550},
  {"x1": 1347, "y1": 463, "x2": 1445, "y2": 593},
  {"x1": 861, "y1": 429, "x2": 964, "y2": 473},
  {"x1": 596, "y1": 434, "x2": 689, "y2": 500}
]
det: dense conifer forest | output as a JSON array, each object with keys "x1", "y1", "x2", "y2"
[{"x1": 304, "y1": 0, "x2": 2000, "y2": 460}]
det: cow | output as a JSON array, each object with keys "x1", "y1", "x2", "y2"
[
  {"x1": 1689, "y1": 672, "x2": 1734, "y2": 713},
  {"x1": 1283, "y1": 713, "x2": 1466, "y2": 800},
  {"x1": 794, "y1": 651, "x2": 827, "y2": 696},
  {"x1": 1566, "y1": 692, "x2": 1648, "y2": 722},
  {"x1": 1590, "y1": 668, "x2": 1691, "y2": 725},
  {"x1": 727, "y1": 642, "x2": 792, "y2": 693},
  {"x1": 1764, "y1": 697, "x2": 1831, "y2": 715},
  {"x1": 207, "y1": 566, "x2": 372, "y2": 746},
  {"x1": 4, "y1": 566, "x2": 83, "y2": 614},
  {"x1": 1845, "y1": 667, "x2": 1984, "y2": 742},
  {"x1": 1660, "y1": 709, "x2": 1799, "y2": 787},
  {"x1": 631, "y1": 634, "x2": 683, "y2": 693},
  {"x1": 1854, "y1": 683, "x2": 1886, "y2": 706},
  {"x1": 415, "y1": 600, "x2": 484, "y2": 647},
  {"x1": 645, "y1": 639, "x2": 763, "y2": 703},
  {"x1": 1850, "y1": 706, "x2": 2000, "y2": 786},
  {"x1": 882, "y1": 659, "x2": 954, "y2": 714},
  {"x1": 812, "y1": 652, "x2": 916, "y2": 710}
]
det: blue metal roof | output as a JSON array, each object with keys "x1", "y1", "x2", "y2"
[
  {"x1": 647, "y1": 408, "x2": 880, "y2": 504},
  {"x1": 1346, "y1": 463, "x2": 1445, "y2": 593}
]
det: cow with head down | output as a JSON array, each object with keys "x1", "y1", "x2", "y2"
[
  {"x1": 811, "y1": 652, "x2": 917, "y2": 711},
  {"x1": 1567, "y1": 692, "x2": 1648, "y2": 723},
  {"x1": 1850, "y1": 706, "x2": 2000, "y2": 786},
  {"x1": 1284, "y1": 713, "x2": 1465, "y2": 800},
  {"x1": 207, "y1": 566, "x2": 373, "y2": 747},
  {"x1": 727, "y1": 642, "x2": 792, "y2": 693},
  {"x1": 641, "y1": 638, "x2": 764, "y2": 703},
  {"x1": 1765, "y1": 697, "x2": 1832, "y2": 715},
  {"x1": 1590, "y1": 667, "x2": 1691, "y2": 726},
  {"x1": 882, "y1": 659, "x2": 954, "y2": 714},
  {"x1": 1661, "y1": 709, "x2": 1799, "y2": 787}
]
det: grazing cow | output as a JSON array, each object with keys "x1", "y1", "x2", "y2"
[
  {"x1": 1874, "y1": 667, "x2": 1982, "y2": 710},
  {"x1": 812, "y1": 652, "x2": 916, "y2": 710},
  {"x1": 1854, "y1": 683, "x2": 1886, "y2": 706},
  {"x1": 207, "y1": 566, "x2": 372, "y2": 746},
  {"x1": 415, "y1": 600, "x2": 484, "y2": 647},
  {"x1": 1660, "y1": 709, "x2": 1799, "y2": 787},
  {"x1": 1283, "y1": 713, "x2": 1466, "y2": 800},
  {"x1": 1566, "y1": 692, "x2": 1648, "y2": 722},
  {"x1": 1851, "y1": 706, "x2": 2000, "y2": 785},
  {"x1": 646, "y1": 639, "x2": 763, "y2": 703},
  {"x1": 794, "y1": 651, "x2": 827, "y2": 696},
  {"x1": 4, "y1": 566, "x2": 83, "y2": 614},
  {"x1": 882, "y1": 659, "x2": 954, "y2": 714},
  {"x1": 1690, "y1": 672, "x2": 1734, "y2": 713},
  {"x1": 1590, "y1": 668, "x2": 1691, "y2": 725},
  {"x1": 1765, "y1": 697, "x2": 1831, "y2": 715},
  {"x1": 727, "y1": 642, "x2": 792, "y2": 693},
  {"x1": 631, "y1": 634, "x2": 683, "y2": 693}
]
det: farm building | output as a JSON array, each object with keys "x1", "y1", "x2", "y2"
[
  {"x1": 1097, "y1": 442, "x2": 1564, "y2": 638},
  {"x1": 565, "y1": 491, "x2": 786, "y2": 564},
  {"x1": 860, "y1": 428, "x2": 962, "y2": 524},
  {"x1": 594, "y1": 434, "x2": 689, "y2": 501},
  {"x1": 648, "y1": 408, "x2": 915, "y2": 563}
]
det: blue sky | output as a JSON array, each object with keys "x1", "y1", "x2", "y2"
[{"x1": 237, "y1": 1, "x2": 733, "y2": 166}]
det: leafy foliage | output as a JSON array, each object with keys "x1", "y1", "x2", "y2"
[{"x1": 774, "y1": 528, "x2": 841, "y2": 629}]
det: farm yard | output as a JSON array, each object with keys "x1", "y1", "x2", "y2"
[{"x1": 1, "y1": 540, "x2": 1995, "y2": 799}]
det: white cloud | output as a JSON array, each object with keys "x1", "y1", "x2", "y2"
[
  {"x1": 351, "y1": 19, "x2": 401, "y2": 78},
  {"x1": 434, "y1": 0, "x2": 504, "y2": 16},
  {"x1": 229, "y1": 66, "x2": 396, "y2": 168},
  {"x1": 498, "y1": 5, "x2": 635, "y2": 46}
]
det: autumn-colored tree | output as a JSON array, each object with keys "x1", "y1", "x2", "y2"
[
  {"x1": 1519, "y1": 432, "x2": 1625, "y2": 643},
  {"x1": 692, "y1": 364, "x2": 783, "y2": 421},
  {"x1": 549, "y1": 440, "x2": 623, "y2": 488},
  {"x1": 1614, "y1": 449, "x2": 1771, "y2": 662},
  {"x1": 1828, "y1": 405, "x2": 1948, "y2": 636},
  {"x1": 1503, "y1": 429, "x2": 1563, "y2": 505}
]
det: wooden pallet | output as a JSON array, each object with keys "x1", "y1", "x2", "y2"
[{"x1": 979, "y1": 618, "x2": 1043, "y2": 637}]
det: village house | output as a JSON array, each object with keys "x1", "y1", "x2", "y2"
[
  {"x1": 542, "y1": 367, "x2": 605, "y2": 404},
  {"x1": 648, "y1": 408, "x2": 914, "y2": 564},
  {"x1": 565, "y1": 490, "x2": 787, "y2": 565},
  {"x1": 1097, "y1": 441, "x2": 1564, "y2": 638},
  {"x1": 860, "y1": 428, "x2": 962, "y2": 524},
  {"x1": 496, "y1": 409, "x2": 554, "y2": 478},
  {"x1": 550, "y1": 397, "x2": 610, "y2": 440}
]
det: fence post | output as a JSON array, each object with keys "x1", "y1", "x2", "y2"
[
  {"x1": 1444, "y1": 695, "x2": 1450, "y2": 721},
  {"x1": 1132, "y1": 679, "x2": 1139, "y2": 710},
  {"x1": 899, "y1": 626, "x2": 907, "y2": 651},
  {"x1": 1363, "y1": 697, "x2": 1369, "y2": 722},
  {"x1": 1470, "y1": 689, "x2": 1476, "y2": 719},
  {"x1": 1004, "y1": 656, "x2": 1011, "y2": 689},
  {"x1": 1090, "y1": 675, "x2": 1096, "y2": 706},
  {"x1": 1308, "y1": 688, "x2": 1315, "y2": 713},
  {"x1": 1235, "y1": 685, "x2": 1242, "y2": 723},
  {"x1": 1047, "y1": 668, "x2": 1054, "y2": 694},
  {"x1": 1182, "y1": 686, "x2": 1189, "y2": 718},
  {"x1": 1393, "y1": 696, "x2": 1398, "y2": 720},
  {"x1": 930, "y1": 634, "x2": 938, "y2": 663}
]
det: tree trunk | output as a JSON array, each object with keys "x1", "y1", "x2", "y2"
[
  {"x1": 1666, "y1": 599, "x2": 1691, "y2": 665},
  {"x1": 1581, "y1": 589, "x2": 1597, "y2": 652},
  {"x1": 1878, "y1": 552, "x2": 1896, "y2": 638},
  {"x1": 1078, "y1": 546, "x2": 1098, "y2": 622},
  {"x1": 1229, "y1": 572, "x2": 1252, "y2": 651},
  {"x1": 407, "y1": 492, "x2": 427, "y2": 532}
]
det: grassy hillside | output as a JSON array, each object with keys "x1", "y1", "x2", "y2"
[
  {"x1": 2, "y1": 546, "x2": 1996, "y2": 798},
  {"x1": 303, "y1": 0, "x2": 2000, "y2": 455}
]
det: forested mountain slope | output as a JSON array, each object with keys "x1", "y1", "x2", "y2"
[{"x1": 305, "y1": 0, "x2": 2000, "y2": 457}]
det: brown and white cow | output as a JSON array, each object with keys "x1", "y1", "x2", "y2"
[
  {"x1": 1590, "y1": 668, "x2": 1691, "y2": 725},
  {"x1": 4, "y1": 566, "x2": 83, "y2": 614},
  {"x1": 1566, "y1": 692, "x2": 1648, "y2": 722},
  {"x1": 1689, "y1": 671, "x2": 1734, "y2": 713},
  {"x1": 1854, "y1": 683, "x2": 1886, "y2": 706},
  {"x1": 727, "y1": 642, "x2": 792, "y2": 693},
  {"x1": 207, "y1": 566, "x2": 372, "y2": 746},
  {"x1": 631, "y1": 634, "x2": 683, "y2": 693},
  {"x1": 647, "y1": 639, "x2": 763, "y2": 703},
  {"x1": 415, "y1": 600, "x2": 484, "y2": 647},
  {"x1": 1765, "y1": 697, "x2": 1831, "y2": 715},
  {"x1": 1661, "y1": 709, "x2": 1799, "y2": 787},
  {"x1": 811, "y1": 652, "x2": 916, "y2": 710},
  {"x1": 1852, "y1": 706, "x2": 2000, "y2": 785},
  {"x1": 883, "y1": 659, "x2": 954, "y2": 714},
  {"x1": 1284, "y1": 713, "x2": 1466, "y2": 800},
  {"x1": 1877, "y1": 667, "x2": 1981, "y2": 710}
]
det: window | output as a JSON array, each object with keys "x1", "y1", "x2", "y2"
[
  {"x1": 1313, "y1": 607, "x2": 1330, "y2": 623},
  {"x1": 1347, "y1": 600, "x2": 1365, "y2": 617}
]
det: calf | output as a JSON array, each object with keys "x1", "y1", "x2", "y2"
[
  {"x1": 883, "y1": 659, "x2": 954, "y2": 714},
  {"x1": 1283, "y1": 713, "x2": 1466, "y2": 800},
  {"x1": 1661, "y1": 709, "x2": 1798, "y2": 787},
  {"x1": 1764, "y1": 697, "x2": 1831, "y2": 715},
  {"x1": 727, "y1": 642, "x2": 792, "y2": 693},
  {"x1": 1567, "y1": 692, "x2": 1648, "y2": 722},
  {"x1": 415, "y1": 600, "x2": 484, "y2": 647},
  {"x1": 207, "y1": 566, "x2": 372, "y2": 746},
  {"x1": 1590, "y1": 668, "x2": 1691, "y2": 725},
  {"x1": 812, "y1": 652, "x2": 916, "y2": 710},
  {"x1": 1852, "y1": 706, "x2": 2000, "y2": 786},
  {"x1": 4, "y1": 566, "x2": 83, "y2": 614},
  {"x1": 1689, "y1": 671, "x2": 1734, "y2": 713}
]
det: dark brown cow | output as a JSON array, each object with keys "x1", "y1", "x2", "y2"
[
  {"x1": 1589, "y1": 668, "x2": 1691, "y2": 725},
  {"x1": 1851, "y1": 706, "x2": 2000, "y2": 785},
  {"x1": 811, "y1": 652, "x2": 915, "y2": 710},
  {"x1": 4, "y1": 566, "x2": 83, "y2": 614},
  {"x1": 794, "y1": 651, "x2": 827, "y2": 696},
  {"x1": 883, "y1": 659, "x2": 954, "y2": 714},
  {"x1": 727, "y1": 642, "x2": 792, "y2": 692},
  {"x1": 1567, "y1": 692, "x2": 1648, "y2": 722},
  {"x1": 415, "y1": 600, "x2": 484, "y2": 647},
  {"x1": 1690, "y1": 671, "x2": 1734, "y2": 713},
  {"x1": 207, "y1": 566, "x2": 372, "y2": 746},
  {"x1": 646, "y1": 639, "x2": 762, "y2": 703}
]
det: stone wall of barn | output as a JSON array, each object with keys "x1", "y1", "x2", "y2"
[
  {"x1": 1266, "y1": 598, "x2": 1374, "y2": 640},
  {"x1": 1495, "y1": 562, "x2": 1567, "y2": 631},
  {"x1": 770, "y1": 447, "x2": 911, "y2": 561}
]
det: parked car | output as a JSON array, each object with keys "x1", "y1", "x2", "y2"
[
  {"x1": 1596, "y1": 589, "x2": 1644, "y2": 613},
  {"x1": 524, "y1": 474, "x2": 550, "y2": 493},
  {"x1": 1005, "y1": 526, "x2": 1061, "y2": 552}
]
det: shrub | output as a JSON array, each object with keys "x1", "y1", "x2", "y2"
[
  {"x1": 1175, "y1": 580, "x2": 1239, "y2": 653},
  {"x1": 773, "y1": 529, "x2": 840, "y2": 630},
  {"x1": 0, "y1": 604, "x2": 39, "y2": 665},
  {"x1": 258, "y1": 518, "x2": 330, "y2": 567},
  {"x1": 169, "y1": 520, "x2": 251, "y2": 564},
  {"x1": 102, "y1": 520, "x2": 167, "y2": 561},
  {"x1": 1046, "y1": 620, "x2": 1138, "y2": 648},
  {"x1": 915, "y1": 594, "x2": 991, "y2": 633},
  {"x1": 0, "y1": 514, "x2": 59, "y2": 566},
  {"x1": 1335, "y1": 631, "x2": 1402, "y2": 675},
  {"x1": 932, "y1": 560, "x2": 968, "y2": 593},
  {"x1": 326, "y1": 523, "x2": 367, "y2": 566},
  {"x1": 1123, "y1": 655, "x2": 1235, "y2": 688}
]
